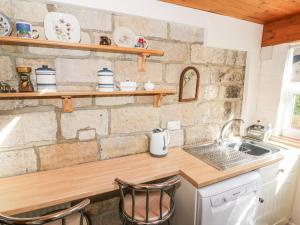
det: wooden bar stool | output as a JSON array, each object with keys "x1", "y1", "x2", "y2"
[
  {"x1": 115, "y1": 176, "x2": 180, "y2": 225},
  {"x1": 0, "y1": 199, "x2": 90, "y2": 225}
]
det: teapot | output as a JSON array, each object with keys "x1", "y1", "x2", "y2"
[{"x1": 150, "y1": 128, "x2": 170, "y2": 157}]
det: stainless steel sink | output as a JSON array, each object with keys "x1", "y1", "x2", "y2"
[
  {"x1": 228, "y1": 140, "x2": 281, "y2": 156},
  {"x1": 184, "y1": 139, "x2": 281, "y2": 170}
]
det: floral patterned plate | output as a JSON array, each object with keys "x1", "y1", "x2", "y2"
[
  {"x1": 0, "y1": 12, "x2": 12, "y2": 36},
  {"x1": 113, "y1": 26, "x2": 135, "y2": 48},
  {"x1": 44, "y1": 12, "x2": 81, "y2": 43}
]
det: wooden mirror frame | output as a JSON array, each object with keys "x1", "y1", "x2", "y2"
[{"x1": 179, "y1": 66, "x2": 200, "y2": 102}]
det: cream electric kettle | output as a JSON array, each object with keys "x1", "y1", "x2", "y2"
[{"x1": 150, "y1": 128, "x2": 170, "y2": 157}]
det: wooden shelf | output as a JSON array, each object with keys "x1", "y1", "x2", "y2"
[
  {"x1": 0, "y1": 37, "x2": 164, "y2": 71},
  {"x1": 0, "y1": 90, "x2": 176, "y2": 112}
]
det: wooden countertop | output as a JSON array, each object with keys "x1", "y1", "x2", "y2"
[{"x1": 0, "y1": 148, "x2": 283, "y2": 215}]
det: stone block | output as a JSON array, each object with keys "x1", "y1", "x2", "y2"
[
  {"x1": 61, "y1": 109, "x2": 108, "y2": 139},
  {"x1": 0, "y1": 99, "x2": 38, "y2": 110},
  {"x1": 0, "y1": 56, "x2": 14, "y2": 81},
  {"x1": 166, "y1": 64, "x2": 210, "y2": 85},
  {"x1": 12, "y1": 0, "x2": 48, "y2": 22},
  {"x1": 149, "y1": 40, "x2": 188, "y2": 62},
  {"x1": 181, "y1": 102, "x2": 202, "y2": 126},
  {"x1": 0, "y1": 0, "x2": 12, "y2": 17},
  {"x1": 236, "y1": 51, "x2": 247, "y2": 66},
  {"x1": 219, "y1": 67, "x2": 245, "y2": 83},
  {"x1": 202, "y1": 85, "x2": 219, "y2": 101},
  {"x1": 160, "y1": 104, "x2": 181, "y2": 128},
  {"x1": 223, "y1": 101, "x2": 243, "y2": 120},
  {"x1": 86, "y1": 197, "x2": 119, "y2": 216},
  {"x1": 96, "y1": 211, "x2": 120, "y2": 225},
  {"x1": 220, "y1": 85, "x2": 243, "y2": 99},
  {"x1": 56, "y1": 85, "x2": 94, "y2": 92},
  {"x1": 185, "y1": 123, "x2": 220, "y2": 144},
  {"x1": 191, "y1": 44, "x2": 226, "y2": 64},
  {"x1": 210, "y1": 66, "x2": 230, "y2": 84},
  {"x1": 169, "y1": 129, "x2": 184, "y2": 147},
  {"x1": 95, "y1": 97, "x2": 134, "y2": 106},
  {"x1": 38, "y1": 141, "x2": 99, "y2": 170},
  {"x1": 165, "y1": 64, "x2": 187, "y2": 84},
  {"x1": 100, "y1": 134, "x2": 148, "y2": 159},
  {"x1": 225, "y1": 50, "x2": 237, "y2": 66},
  {"x1": 161, "y1": 102, "x2": 211, "y2": 127},
  {"x1": 209, "y1": 101, "x2": 225, "y2": 121},
  {"x1": 55, "y1": 58, "x2": 112, "y2": 83},
  {"x1": 0, "y1": 148, "x2": 37, "y2": 178},
  {"x1": 39, "y1": 99, "x2": 62, "y2": 108},
  {"x1": 1, "y1": 45, "x2": 26, "y2": 54},
  {"x1": 114, "y1": 15, "x2": 167, "y2": 39},
  {"x1": 0, "y1": 111, "x2": 57, "y2": 148},
  {"x1": 111, "y1": 106, "x2": 159, "y2": 134},
  {"x1": 78, "y1": 129, "x2": 96, "y2": 141},
  {"x1": 59, "y1": 6, "x2": 112, "y2": 31},
  {"x1": 73, "y1": 98, "x2": 93, "y2": 108},
  {"x1": 114, "y1": 61, "x2": 162, "y2": 82},
  {"x1": 169, "y1": 23, "x2": 204, "y2": 42}
]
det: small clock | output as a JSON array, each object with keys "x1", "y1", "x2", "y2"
[{"x1": 0, "y1": 12, "x2": 12, "y2": 36}]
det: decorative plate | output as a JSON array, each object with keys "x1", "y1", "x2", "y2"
[
  {"x1": 44, "y1": 12, "x2": 81, "y2": 43},
  {"x1": 113, "y1": 26, "x2": 135, "y2": 47},
  {"x1": 0, "y1": 12, "x2": 12, "y2": 36}
]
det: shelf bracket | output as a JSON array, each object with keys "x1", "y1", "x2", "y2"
[
  {"x1": 153, "y1": 94, "x2": 164, "y2": 107},
  {"x1": 62, "y1": 96, "x2": 73, "y2": 113},
  {"x1": 138, "y1": 53, "x2": 150, "y2": 72}
]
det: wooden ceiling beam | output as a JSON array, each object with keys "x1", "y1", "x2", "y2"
[{"x1": 262, "y1": 13, "x2": 300, "y2": 47}]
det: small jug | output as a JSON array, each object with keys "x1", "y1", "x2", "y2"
[{"x1": 99, "y1": 36, "x2": 111, "y2": 45}]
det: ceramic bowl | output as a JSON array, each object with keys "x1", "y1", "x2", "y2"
[{"x1": 119, "y1": 81, "x2": 137, "y2": 92}]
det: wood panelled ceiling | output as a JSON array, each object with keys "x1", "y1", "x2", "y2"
[{"x1": 161, "y1": 0, "x2": 300, "y2": 24}]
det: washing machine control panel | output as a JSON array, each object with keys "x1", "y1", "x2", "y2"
[{"x1": 210, "y1": 181, "x2": 259, "y2": 207}]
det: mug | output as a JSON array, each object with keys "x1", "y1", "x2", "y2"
[
  {"x1": 16, "y1": 21, "x2": 39, "y2": 39},
  {"x1": 99, "y1": 36, "x2": 111, "y2": 45},
  {"x1": 135, "y1": 35, "x2": 148, "y2": 49}
]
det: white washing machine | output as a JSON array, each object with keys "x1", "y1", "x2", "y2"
[{"x1": 197, "y1": 171, "x2": 261, "y2": 225}]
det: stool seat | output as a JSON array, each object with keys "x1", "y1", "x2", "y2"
[
  {"x1": 124, "y1": 191, "x2": 170, "y2": 222},
  {"x1": 115, "y1": 176, "x2": 180, "y2": 225}
]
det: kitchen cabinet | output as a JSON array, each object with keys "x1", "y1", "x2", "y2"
[{"x1": 256, "y1": 149, "x2": 300, "y2": 225}]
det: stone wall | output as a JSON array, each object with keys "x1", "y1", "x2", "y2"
[{"x1": 0, "y1": 0, "x2": 246, "y2": 223}]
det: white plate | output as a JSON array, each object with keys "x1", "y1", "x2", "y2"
[
  {"x1": 0, "y1": 12, "x2": 12, "y2": 36},
  {"x1": 113, "y1": 26, "x2": 135, "y2": 47},
  {"x1": 44, "y1": 12, "x2": 81, "y2": 43}
]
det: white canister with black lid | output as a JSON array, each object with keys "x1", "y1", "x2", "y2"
[
  {"x1": 98, "y1": 67, "x2": 114, "y2": 92},
  {"x1": 35, "y1": 65, "x2": 56, "y2": 92}
]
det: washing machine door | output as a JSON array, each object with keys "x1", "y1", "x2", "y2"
[{"x1": 197, "y1": 187, "x2": 259, "y2": 225}]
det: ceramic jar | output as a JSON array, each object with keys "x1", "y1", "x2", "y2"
[
  {"x1": 35, "y1": 65, "x2": 56, "y2": 92},
  {"x1": 98, "y1": 68, "x2": 114, "y2": 92},
  {"x1": 17, "y1": 67, "x2": 34, "y2": 92}
]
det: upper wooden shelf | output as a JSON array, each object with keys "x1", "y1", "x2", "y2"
[
  {"x1": 0, "y1": 90, "x2": 176, "y2": 112},
  {"x1": 0, "y1": 37, "x2": 164, "y2": 55},
  {"x1": 0, "y1": 37, "x2": 164, "y2": 71}
]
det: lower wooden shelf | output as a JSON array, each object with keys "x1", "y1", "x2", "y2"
[{"x1": 0, "y1": 90, "x2": 176, "y2": 112}]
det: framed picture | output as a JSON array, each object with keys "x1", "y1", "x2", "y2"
[{"x1": 179, "y1": 66, "x2": 200, "y2": 102}]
